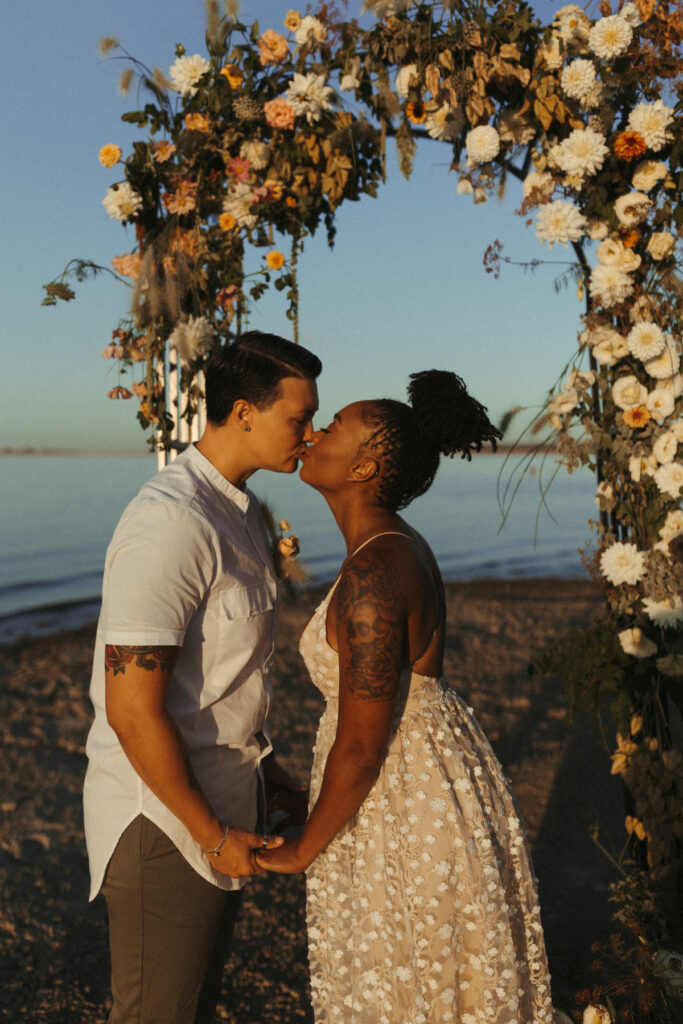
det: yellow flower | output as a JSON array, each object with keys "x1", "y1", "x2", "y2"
[
  {"x1": 220, "y1": 65, "x2": 244, "y2": 88},
  {"x1": 406, "y1": 102, "x2": 426, "y2": 124},
  {"x1": 264, "y1": 179, "x2": 283, "y2": 200},
  {"x1": 185, "y1": 112, "x2": 210, "y2": 133},
  {"x1": 285, "y1": 195, "x2": 298, "y2": 208},
  {"x1": 99, "y1": 144, "x2": 122, "y2": 168},
  {"x1": 218, "y1": 213, "x2": 237, "y2": 231},
  {"x1": 265, "y1": 250, "x2": 285, "y2": 270},
  {"x1": 284, "y1": 9, "x2": 301, "y2": 31}
]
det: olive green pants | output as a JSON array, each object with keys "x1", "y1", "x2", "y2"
[{"x1": 102, "y1": 816, "x2": 243, "y2": 1024}]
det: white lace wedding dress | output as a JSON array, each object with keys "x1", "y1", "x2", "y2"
[{"x1": 300, "y1": 573, "x2": 553, "y2": 1024}]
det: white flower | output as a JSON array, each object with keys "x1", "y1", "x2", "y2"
[
  {"x1": 644, "y1": 340, "x2": 681, "y2": 380},
  {"x1": 595, "y1": 480, "x2": 614, "y2": 509},
  {"x1": 102, "y1": 182, "x2": 143, "y2": 221},
  {"x1": 629, "y1": 294, "x2": 658, "y2": 324},
  {"x1": 566, "y1": 368, "x2": 596, "y2": 390},
  {"x1": 465, "y1": 125, "x2": 500, "y2": 166},
  {"x1": 632, "y1": 159, "x2": 668, "y2": 191},
  {"x1": 589, "y1": 15, "x2": 633, "y2": 59},
  {"x1": 600, "y1": 541, "x2": 646, "y2": 586},
  {"x1": 620, "y1": 4, "x2": 642, "y2": 28},
  {"x1": 612, "y1": 375, "x2": 648, "y2": 409},
  {"x1": 589, "y1": 264, "x2": 634, "y2": 308},
  {"x1": 588, "y1": 326, "x2": 629, "y2": 366},
  {"x1": 654, "y1": 462, "x2": 683, "y2": 499},
  {"x1": 614, "y1": 191, "x2": 652, "y2": 227},
  {"x1": 629, "y1": 454, "x2": 657, "y2": 482},
  {"x1": 295, "y1": 15, "x2": 327, "y2": 46},
  {"x1": 536, "y1": 200, "x2": 586, "y2": 249},
  {"x1": 643, "y1": 596, "x2": 683, "y2": 629},
  {"x1": 596, "y1": 238, "x2": 641, "y2": 273},
  {"x1": 660, "y1": 509, "x2": 683, "y2": 543},
  {"x1": 548, "y1": 389, "x2": 579, "y2": 415},
  {"x1": 240, "y1": 140, "x2": 270, "y2": 170},
  {"x1": 395, "y1": 64, "x2": 419, "y2": 98},
  {"x1": 539, "y1": 35, "x2": 564, "y2": 70},
  {"x1": 673, "y1": 422, "x2": 683, "y2": 441},
  {"x1": 628, "y1": 322, "x2": 666, "y2": 361},
  {"x1": 457, "y1": 178, "x2": 474, "y2": 195},
  {"x1": 658, "y1": 373, "x2": 683, "y2": 396},
  {"x1": 587, "y1": 219, "x2": 609, "y2": 240},
  {"x1": 554, "y1": 6, "x2": 591, "y2": 46},
  {"x1": 561, "y1": 59, "x2": 597, "y2": 99},
  {"x1": 647, "y1": 388, "x2": 676, "y2": 422},
  {"x1": 169, "y1": 315, "x2": 214, "y2": 363},
  {"x1": 522, "y1": 171, "x2": 555, "y2": 203},
  {"x1": 169, "y1": 54, "x2": 211, "y2": 97},
  {"x1": 653, "y1": 431, "x2": 678, "y2": 464},
  {"x1": 628, "y1": 100, "x2": 675, "y2": 152},
  {"x1": 340, "y1": 59, "x2": 361, "y2": 92},
  {"x1": 426, "y1": 104, "x2": 464, "y2": 142},
  {"x1": 286, "y1": 72, "x2": 334, "y2": 125},
  {"x1": 648, "y1": 232, "x2": 676, "y2": 261},
  {"x1": 223, "y1": 182, "x2": 257, "y2": 228},
  {"x1": 619, "y1": 629, "x2": 657, "y2": 659},
  {"x1": 554, "y1": 128, "x2": 608, "y2": 177}
]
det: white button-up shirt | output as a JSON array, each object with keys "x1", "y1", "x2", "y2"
[{"x1": 84, "y1": 445, "x2": 278, "y2": 898}]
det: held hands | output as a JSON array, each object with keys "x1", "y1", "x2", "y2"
[
  {"x1": 204, "y1": 825, "x2": 284, "y2": 878},
  {"x1": 255, "y1": 837, "x2": 310, "y2": 874}
]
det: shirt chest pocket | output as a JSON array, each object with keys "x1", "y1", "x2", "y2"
[{"x1": 220, "y1": 581, "x2": 275, "y2": 621}]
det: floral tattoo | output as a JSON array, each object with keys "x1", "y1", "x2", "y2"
[
  {"x1": 337, "y1": 554, "x2": 403, "y2": 702},
  {"x1": 105, "y1": 645, "x2": 177, "y2": 676}
]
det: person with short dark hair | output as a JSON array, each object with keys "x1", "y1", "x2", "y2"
[
  {"x1": 84, "y1": 331, "x2": 321, "y2": 1024},
  {"x1": 258, "y1": 371, "x2": 553, "y2": 1024}
]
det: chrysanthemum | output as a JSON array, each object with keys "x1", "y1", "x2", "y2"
[
  {"x1": 588, "y1": 15, "x2": 633, "y2": 60},
  {"x1": 169, "y1": 315, "x2": 214, "y2": 363},
  {"x1": 618, "y1": 629, "x2": 657, "y2": 659},
  {"x1": 644, "y1": 340, "x2": 681, "y2": 380},
  {"x1": 642, "y1": 596, "x2": 683, "y2": 629},
  {"x1": 614, "y1": 191, "x2": 652, "y2": 227},
  {"x1": 654, "y1": 461, "x2": 683, "y2": 499},
  {"x1": 99, "y1": 144, "x2": 122, "y2": 168},
  {"x1": 294, "y1": 15, "x2": 327, "y2": 47},
  {"x1": 627, "y1": 100, "x2": 675, "y2": 153},
  {"x1": 600, "y1": 541, "x2": 646, "y2": 586},
  {"x1": 553, "y1": 5, "x2": 590, "y2": 46},
  {"x1": 265, "y1": 250, "x2": 285, "y2": 270},
  {"x1": 425, "y1": 104, "x2": 463, "y2": 142},
  {"x1": 169, "y1": 54, "x2": 211, "y2": 97},
  {"x1": 102, "y1": 182, "x2": 143, "y2": 221},
  {"x1": 555, "y1": 128, "x2": 608, "y2": 177},
  {"x1": 536, "y1": 200, "x2": 586, "y2": 249},
  {"x1": 613, "y1": 375, "x2": 648, "y2": 409},
  {"x1": 465, "y1": 125, "x2": 500, "y2": 166},
  {"x1": 286, "y1": 72, "x2": 334, "y2": 125},
  {"x1": 395, "y1": 64, "x2": 419, "y2": 99},
  {"x1": 627, "y1": 322, "x2": 666, "y2": 361},
  {"x1": 660, "y1": 509, "x2": 683, "y2": 543},
  {"x1": 614, "y1": 131, "x2": 647, "y2": 161},
  {"x1": 647, "y1": 388, "x2": 676, "y2": 422},
  {"x1": 623, "y1": 405, "x2": 650, "y2": 429},
  {"x1": 653, "y1": 430, "x2": 678, "y2": 464},
  {"x1": 589, "y1": 264, "x2": 634, "y2": 307},
  {"x1": 560, "y1": 59, "x2": 596, "y2": 100}
]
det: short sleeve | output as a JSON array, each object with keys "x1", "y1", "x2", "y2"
[{"x1": 100, "y1": 499, "x2": 215, "y2": 646}]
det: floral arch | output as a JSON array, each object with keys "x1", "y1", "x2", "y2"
[{"x1": 45, "y1": 0, "x2": 683, "y2": 1014}]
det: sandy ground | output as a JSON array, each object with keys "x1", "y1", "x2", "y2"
[{"x1": 0, "y1": 577, "x2": 625, "y2": 1022}]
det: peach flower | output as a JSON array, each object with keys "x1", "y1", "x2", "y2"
[
  {"x1": 258, "y1": 29, "x2": 289, "y2": 65},
  {"x1": 264, "y1": 96, "x2": 296, "y2": 130},
  {"x1": 111, "y1": 253, "x2": 143, "y2": 279},
  {"x1": 284, "y1": 10, "x2": 302, "y2": 31},
  {"x1": 184, "y1": 112, "x2": 210, "y2": 132},
  {"x1": 266, "y1": 250, "x2": 285, "y2": 270},
  {"x1": 152, "y1": 140, "x2": 176, "y2": 163},
  {"x1": 99, "y1": 144, "x2": 122, "y2": 167}
]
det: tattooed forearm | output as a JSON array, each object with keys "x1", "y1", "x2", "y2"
[
  {"x1": 105, "y1": 645, "x2": 178, "y2": 677},
  {"x1": 337, "y1": 555, "x2": 403, "y2": 702}
]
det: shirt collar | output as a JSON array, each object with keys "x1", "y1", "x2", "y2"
[{"x1": 181, "y1": 443, "x2": 251, "y2": 516}]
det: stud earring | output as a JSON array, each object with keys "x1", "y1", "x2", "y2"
[{"x1": 244, "y1": 426, "x2": 251, "y2": 432}]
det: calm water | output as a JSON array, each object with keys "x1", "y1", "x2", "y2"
[{"x1": 0, "y1": 453, "x2": 596, "y2": 645}]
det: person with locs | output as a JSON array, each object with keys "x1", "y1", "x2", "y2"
[{"x1": 83, "y1": 331, "x2": 321, "y2": 1024}]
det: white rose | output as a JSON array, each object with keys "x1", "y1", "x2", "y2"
[
  {"x1": 548, "y1": 389, "x2": 579, "y2": 415},
  {"x1": 587, "y1": 219, "x2": 609, "y2": 240},
  {"x1": 590, "y1": 327, "x2": 629, "y2": 366},
  {"x1": 596, "y1": 238, "x2": 641, "y2": 273},
  {"x1": 612, "y1": 375, "x2": 647, "y2": 409},
  {"x1": 647, "y1": 232, "x2": 675, "y2": 261},
  {"x1": 647, "y1": 388, "x2": 676, "y2": 422},
  {"x1": 614, "y1": 191, "x2": 652, "y2": 227},
  {"x1": 618, "y1": 629, "x2": 657, "y2": 660},
  {"x1": 632, "y1": 159, "x2": 668, "y2": 191},
  {"x1": 566, "y1": 368, "x2": 596, "y2": 390}
]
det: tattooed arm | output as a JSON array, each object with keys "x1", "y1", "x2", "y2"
[
  {"x1": 257, "y1": 552, "x2": 405, "y2": 873},
  {"x1": 105, "y1": 644, "x2": 282, "y2": 876}
]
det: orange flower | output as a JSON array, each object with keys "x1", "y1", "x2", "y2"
[
  {"x1": 623, "y1": 229, "x2": 641, "y2": 249},
  {"x1": 623, "y1": 405, "x2": 651, "y2": 428},
  {"x1": 220, "y1": 65, "x2": 244, "y2": 88},
  {"x1": 185, "y1": 112, "x2": 210, "y2": 133},
  {"x1": 265, "y1": 250, "x2": 286, "y2": 270},
  {"x1": 258, "y1": 29, "x2": 289, "y2": 65},
  {"x1": 111, "y1": 252, "x2": 143, "y2": 279},
  {"x1": 170, "y1": 229, "x2": 200, "y2": 258},
  {"x1": 285, "y1": 196, "x2": 298, "y2": 208},
  {"x1": 264, "y1": 96, "x2": 296, "y2": 131},
  {"x1": 99, "y1": 144, "x2": 122, "y2": 168},
  {"x1": 152, "y1": 140, "x2": 176, "y2": 163},
  {"x1": 284, "y1": 10, "x2": 301, "y2": 31},
  {"x1": 406, "y1": 101, "x2": 426, "y2": 124},
  {"x1": 162, "y1": 179, "x2": 197, "y2": 214},
  {"x1": 218, "y1": 212, "x2": 237, "y2": 231},
  {"x1": 614, "y1": 131, "x2": 647, "y2": 161}
]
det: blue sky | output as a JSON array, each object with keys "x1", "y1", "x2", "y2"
[{"x1": 1, "y1": 0, "x2": 582, "y2": 451}]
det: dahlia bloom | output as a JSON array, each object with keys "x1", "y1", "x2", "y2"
[
  {"x1": 465, "y1": 125, "x2": 500, "y2": 166},
  {"x1": 103, "y1": 182, "x2": 143, "y2": 221},
  {"x1": 600, "y1": 541, "x2": 646, "y2": 586},
  {"x1": 627, "y1": 100, "x2": 675, "y2": 152},
  {"x1": 627, "y1": 322, "x2": 666, "y2": 362},
  {"x1": 588, "y1": 15, "x2": 632, "y2": 59},
  {"x1": 535, "y1": 200, "x2": 586, "y2": 249},
  {"x1": 560, "y1": 59, "x2": 596, "y2": 100},
  {"x1": 169, "y1": 54, "x2": 210, "y2": 97}
]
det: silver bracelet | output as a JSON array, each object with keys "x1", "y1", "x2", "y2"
[{"x1": 202, "y1": 823, "x2": 231, "y2": 857}]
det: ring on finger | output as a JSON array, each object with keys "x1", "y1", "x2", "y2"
[{"x1": 261, "y1": 835, "x2": 269, "y2": 848}]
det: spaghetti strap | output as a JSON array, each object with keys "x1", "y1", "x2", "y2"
[{"x1": 349, "y1": 531, "x2": 413, "y2": 558}]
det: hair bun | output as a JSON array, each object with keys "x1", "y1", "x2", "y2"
[{"x1": 407, "y1": 369, "x2": 502, "y2": 460}]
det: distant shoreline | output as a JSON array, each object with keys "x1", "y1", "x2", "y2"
[{"x1": 1, "y1": 444, "x2": 553, "y2": 458}]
